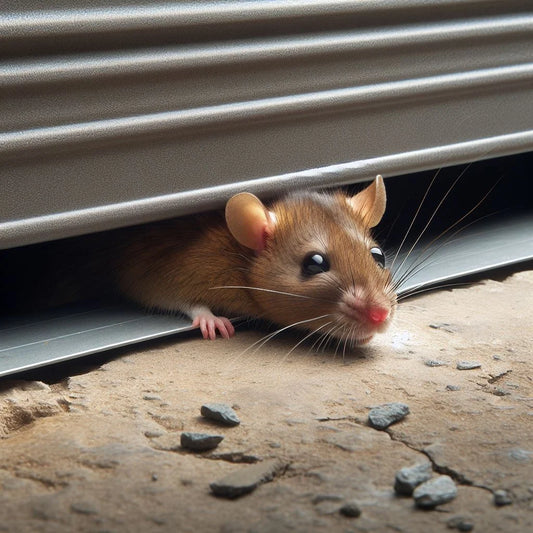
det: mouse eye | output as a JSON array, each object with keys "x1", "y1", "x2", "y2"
[
  {"x1": 302, "y1": 252, "x2": 330, "y2": 277},
  {"x1": 370, "y1": 247, "x2": 385, "y2": 268}
]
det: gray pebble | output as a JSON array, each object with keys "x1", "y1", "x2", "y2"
[
  {"x1": 429, "y1": 323, "x2": 458, "y2": 333},
  {"x1": 493, "y1": 489, "x2": 513, "y2": 506},
  {"x1": 201, "y1": 403, "x2": 240, "y2": 426},
  {"x1": 456, "y1": 361, "x2": 481, "y2": 370},
  {"x1": 413, "y1": 475, "x2": 457, "y2": 508},
  {"x1": 180, "y1": 432, "x2": 224, "y2": 451},
  {"x1": 446, "y1": 385, "x2": 461, "y2": 391},
  {"x1": 143, "y1": 394, "x2": 162, "y2": 401},
  {"x1": 368, "y1": 402, "x2": 410, "y2": 430},
  {"x1": 210, "y1": 459, "x2": 285, "y2": 499},
  {"x1": 339, "y1": 501, "x2": 362, "y2": 518},
  {"x1": 447, "y1": 515, "x2": 474, "y2": 531},
  {"x1": 394, "y1": 462, "x2": 432, "y2": 496},
  {"x1": 425, "y1": 360, "x2": 448, "y2": 367}
]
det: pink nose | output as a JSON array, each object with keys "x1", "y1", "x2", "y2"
[{"x1": 367, "y1": 307, "x2": 389, "y2": 325}]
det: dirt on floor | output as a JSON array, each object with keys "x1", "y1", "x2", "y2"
[{"x1": 0, "y1": 269, "x2": 532, "y2": 533}]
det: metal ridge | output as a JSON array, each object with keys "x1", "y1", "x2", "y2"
[
  {"x1": 2, "y1": 63, "x2": 533, "y2": 161},
  {"x1": 2, "y1": 13, "x2": 532, "y2": 87},
  {"x1": 1, "y1": 1, "x2": 522, "y2": 39},
  {"x1": 2, "y1": 129, "x2": 533, "y2": 249}
]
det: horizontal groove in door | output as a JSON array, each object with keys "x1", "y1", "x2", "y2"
[
  {"x1": 2, "y1": 63, "x2": 533, "y2": 161},
  {"x1": 3, "y1": 1, "x2": 530, "y2": 40},
  {"x1": 2, "y1": 130, "x2": 533, "y2": 249},
  {"x1": 3, "y1": 14, "x2": 532, "y2": 87}
]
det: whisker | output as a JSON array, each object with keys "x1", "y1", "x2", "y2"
[
  {"x1": 239, "y1": 314, "x2": 334, "y2": 356},
  {"x1": 389, "y1": 167, "x2": 442, "y2": 272},
  {"x1": 392, "y1": 164, "x2": 473, "y2": 282},
  {"x1": 210, "y1": 285, "x2": 337, "y2": 304},
  {"x1": 285, "y1": 321, "x2": 334, "y2": 358},
  {"x1": 392, "y1": 177, "x2": 502, "y2": 292},
  {"x1": 397, "y1": 280, "x2": 473, "y2": 301}
]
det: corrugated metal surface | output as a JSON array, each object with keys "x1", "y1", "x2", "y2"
[
  {"x1": 2, "y1": 0, "x2": 533, "y2": 247},
  {"x1": 0, "y1": 1, "x2": 532, "y2": 376}
]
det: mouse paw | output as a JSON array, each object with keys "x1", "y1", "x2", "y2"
[{"x1": 191, "y1": 307, "x2": 235, "y2": 340}]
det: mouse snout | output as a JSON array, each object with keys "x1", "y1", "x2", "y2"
[
  {"x1": 367, "y1": 306, "x2": 390, "y2": 325},
  {"x1": 339, "y1": 286, "x2": 392, "y2": 330}
]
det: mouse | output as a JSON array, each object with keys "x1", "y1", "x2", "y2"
[{"x1": 115, "y1": 175, "x2": 397, "y2": 345}]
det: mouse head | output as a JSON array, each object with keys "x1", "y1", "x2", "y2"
[{"x1": 225, "y1": 176, "x2": 396, "y2": 346}]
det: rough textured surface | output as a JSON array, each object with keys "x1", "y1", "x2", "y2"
[
  {"x1": 0, "y1": 270, "x2": 532, "y2": 532},
  {"x1": 394, "y1": 462, "x2": 433, "y2": 495},
  {"x1": 367, "y1": 402, "x2": 410, "y2": 430},
  {"x1": 200, "y1": 403, "x2": 241, "y2": 426},
  {"x1": 413, "y1": 475, "x2": 458, "y2": 508},
  {"x1": 209, "y1": 459, "x2": 286, "y2": 499},
  {"x1": 180, "y1": 432, "x2": 224, "y2": 452}
]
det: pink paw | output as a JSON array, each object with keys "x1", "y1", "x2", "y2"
[{"x1": 192, "y1": 313, "x2": 235, "y2": 340}]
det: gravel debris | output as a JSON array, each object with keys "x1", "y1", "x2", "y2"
[
  {"x1": 447, "y1": 515, "x2": 474, "y2": 531},
  {"x1": 456, "y1": 361, "x2": 482, "y2": 370},
  {"x1": 425, "y1": 359, "x2": 448, "y2": 367},
  {"x1": 339, "y1": 501, "x2": 362, "y2": 518},
  {"x1": 413, "y1": 475, "x2": 457, "y2": 509},
  {"x1": 368, "y1": 402, "x2": 410, "y2": 430},
  {"x1": 201, "y1": 403, "x2": 240, "y2": 426},
  {"x1": 493, "y1": 489, "x2": 513, "y2": 506},
  {"x1": 446, "y1": 385, "x2": 461, "y2": 391},
  {"x1": 429, "y1": 323, "x2": 458, "y2": 333},
  {"x1": 210, "y1": 459, "x2": 285, "y2": 499},
  {"x1": 394, "y1": 462, "x2": 433, "y2": 496},
  {"x1": 180, "y1": 432, "x2": 224, "y2": 451}
]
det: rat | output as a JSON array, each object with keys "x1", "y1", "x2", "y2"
[{"x1": 115, "y1": 175, "x2": 396, "y2": 345}]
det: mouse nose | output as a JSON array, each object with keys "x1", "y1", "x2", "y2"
[{"x1": 367, "y1": 306, "x2": 389, "y2": 325}]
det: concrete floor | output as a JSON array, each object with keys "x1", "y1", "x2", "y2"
[{"x1": 0, "y1": 269, "x2": 532, "y2": 532}]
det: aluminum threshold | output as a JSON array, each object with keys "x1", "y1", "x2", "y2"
[{"x1": 1, "y1": 211, "x2": 531, "y2": 377}]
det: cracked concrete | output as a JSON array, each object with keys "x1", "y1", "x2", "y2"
[{"x1": 0, "y1": 269, "x2": 532, "y2": 532}]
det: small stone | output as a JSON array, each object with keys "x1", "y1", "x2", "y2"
[
  {"x1": 446, "y1": 385, "x2": 461, "y2": 391},
  {"x1": 201, "y1": 403, "x2": 240, "y2": 426},
  {"x1": 413, "y1": 475, "x2": 457, "y2": 509},
  {"x1": 143, "y1": 394, "x2": 162, "y2": 401},
  {"x1": 339, "y1": 501, "x2": 362, "y2": 518},
  {"x1": 429, "y1": 323, "x2": 458, "y2": 333},
  {"x1": 447, "y1": 515, "x2": 474, "y2": 531},
  {"x1": 425, "y1": 360, "x2": 447, "y2": 367},
  {"x1": 394, "y1": 462, "x2": 432, "y2": 496},
  {"x1": 210, "y1": 459, "x2": 285, "y2": 499},
  {"x1": 490, "y1": 388, "x2": 510, "y2": 397},
  {"x1": 456, "y1": 361, "x2": 481, "y2": 370},
  {"x1": 368, "y1": 402, "x2": 410, "y2": 430},
  {"x1": 180, "y1": 432, "x2": 224, "y2": 451},
  {"x1": 493, "y1": 489, "x2": 513, "y2": 506}
]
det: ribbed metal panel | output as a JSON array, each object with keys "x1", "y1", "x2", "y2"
[
  {"x1": 2, "y1": 0, "x2": 533, "y2": 247},
  {"x1": 0, "y1": 1, "x2": 532, "y2": 376}
]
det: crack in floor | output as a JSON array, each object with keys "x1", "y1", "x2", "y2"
[{"x1": 385, "y1": 429, "x2": 495, "y2": 495}]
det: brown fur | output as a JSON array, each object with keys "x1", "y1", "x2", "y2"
[{"x1": 116, "y1": 186, "x2": 396, "y2": 342}]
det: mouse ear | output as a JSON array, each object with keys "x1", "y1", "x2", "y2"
[
  {"x1": 347, "y1": 175, "x2": 386, "y2": 228},
  {"x1": 225, "y1": 193, "x2": 275, "y2": 251}
]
